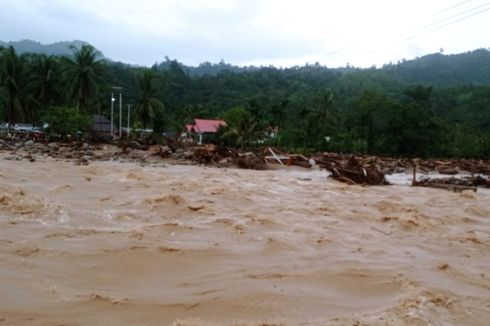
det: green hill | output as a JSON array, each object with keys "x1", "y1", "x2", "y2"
[{"x1": 382, "y1": 48, "x2": 490, "y2": 86}]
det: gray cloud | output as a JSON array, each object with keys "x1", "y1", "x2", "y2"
[{"x1": 1, "y1": 0, "x2": 489, "y2": 67}]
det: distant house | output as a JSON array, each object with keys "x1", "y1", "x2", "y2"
[
  {"x1": 184, "y1": 119, "x2": 227, "y2": 145},
  {"x1": 91, "y1": 115, "x2": 117, "y2": 139}
]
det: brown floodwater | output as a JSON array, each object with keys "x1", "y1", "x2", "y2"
[{"x1": 0, "y1": 157, "x2": 489, "y2": 325}]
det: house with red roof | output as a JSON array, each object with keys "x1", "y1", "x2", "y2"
[{"x1": 184, "y1": 119, "x2": 227, "y2": 144}]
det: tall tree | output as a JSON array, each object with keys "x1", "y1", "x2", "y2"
[
  {"x1": 62, "y1": 45, "x2": 104, "y2": 112},
  {"x1": 0, "y1": 46, "x2": 26, "y2": 126},
  {"x1": 28, "y1": 55, "x2": 60, "y2": 122},
  {"x1": 220, "y1": 107, "x2": 259, "y2": 149},
  {"x1": 314, "y1": 90, "x2": 334, "y2": 124},
  {"x1": 269, "y1": 98, "x2": 288, "y2": 129},
  {"x1": 355, "y1": 90, "x2": 387, "y2": 154},
  {"x1": 300, "y1": 90, "x2": 337, "y2": 150},
  {"x1": 136, "y1": 69, "x2": 164, "y2": 130}
]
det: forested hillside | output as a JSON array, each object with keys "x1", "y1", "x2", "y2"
[
  {"x1": 1, "y1": 42, "x2": 489, "y2": 158},
  {"x1": 154, "y1": 48, "x2": 490, "y2": 85},
  {"x1": 382, "y1": 49, "x2": 490, "y2": 86}
]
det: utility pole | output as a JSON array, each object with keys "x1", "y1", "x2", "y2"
[
  {"x1": 127, "y1": 104, "x2": 131, "y2": 139},
  {"x1": 110, "y1": 92, "x2": 114, "y2": 139},
  {"x1": 119, "y1": 92, "x2": 122, "y2": 138},
  {"x1": 111, "y1": 86, "x2": 122, "y2": 140}
]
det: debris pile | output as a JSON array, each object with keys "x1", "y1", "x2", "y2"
[
  {"x1": 235, "y1": 152, "x2": 267, "y2": 170},
  {"x1": 264, "y1": 147, "x2": 313, "y2": 168},
  {"x1": 193, "y1": 144, "x2": 266, "y2": 170},
  {"x1": 192, "y1": 144, "x2": 229, "y2": 164},
  {"x1": 0, "y1": 139, "x2": 14, "y2": 150},
  {"x1": 0, "y1": 139, "x2": 267, "y2": 170},
  {"x1": 411, "y1": 165, "x2": 490, "y2": 192},
  {"x1": 314, "y1": 154, "x2": 389, "y2": 185},
  {"x1": 412, "y1": 177, "x2": 486, "y2": 192},
  {"x1": 1, "y1": 139, "x2": 489, "y2": 188}
]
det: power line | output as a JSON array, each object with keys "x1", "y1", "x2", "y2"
[
  {"x1": 402, "y1": 5, "x2": 490, "y2": 42},
  {"x1": 435, "y1": 0, "x2": 475, "y2": 15},
  {"x1": 323, "y1": 48, "x2": 351, "y2": 58},
  {"x1": 419, "y1": 2, "x2": 490, "y2": 31},
  {"x1": 320, "y1": 1, "x2": 490, "y2": 63}
]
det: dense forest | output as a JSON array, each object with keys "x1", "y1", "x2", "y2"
[{"x1": 1, "y1": 42, "x2": 489, "y2": 158}]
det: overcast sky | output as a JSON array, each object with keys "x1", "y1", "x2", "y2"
[{"x1": 0, "y1": 0, "x2": 489, "y2": 67}]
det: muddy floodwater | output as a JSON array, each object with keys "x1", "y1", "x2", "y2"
[{"x1": 1, "y1": 158, "x2": 489, "y2": 325}]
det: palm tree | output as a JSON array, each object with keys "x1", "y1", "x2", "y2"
[
  {"x1": 29, "y1": 55, "x2": 58, "y2": 107},
  {"x1": 221, "y1": 107, "x2": 259, "y2": 149},
  {"x1": 135, "y1": 69, "x2": 164, "y2": 130},
  {"x1": 270, "y1": 99, "x2": 288, "y2": 129},
  {"x1": 313, "y1": 89, "x2": 334, "y2": 125},
  {"x1": 28, "y1": 54, "x2": 59, "y2": 122},
  {"x1": 0, "y1": 46, "x2": 26, "y2": 126},
  {"x1": 227, "y1": 115, "x2": 258, "y2": 149},
  {"x1": 62, "y1": 44, "x2": 104, "y2": 112},
  {"x1": 303, "y1": 90, "x2": 336, "y2": 149}
]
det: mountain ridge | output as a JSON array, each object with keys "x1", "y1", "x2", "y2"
[
  {"x1": 0, "y1": 39, "x2": 95, "y2": 57},
  {"x1": 1, "y1": 39, "x2": 490, "y2": 86}
]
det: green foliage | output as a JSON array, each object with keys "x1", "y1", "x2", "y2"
[
  {"x1": 350, "y1": 88, "x2": 442, "y2": 157},
  {"x1": 383, "y1": 49, "x2": 490, "y2": 86},
  {"x1": 219, "y1": 107, "x2": 259, "y2": 149},
  {"x1": 42, "y1": 106, "x2": 90, "y2": 136},
  {"x1": 135, "y1": 69, "x2": 165, "y2": 130},
  {"x1": 26, "y1": 54, "x2": 62, "y2": 124},
  {"x1": 0, "y1": 47, "x2": 24, "y2": 124},
  {"x1": 1, "y1": 43, "x2": 490, "y2": 158},
  {"x1": 28, "y1": 55, "x2": 60, "y2": 108},
  {"x1": 62, "y1": 45, "x2": 104, "y2": 112},
  {"x1": 0, "y1": 89, "x2": 7, "y2": 122},
  {"x1": 151, "y1": 105, "x2": 168, "y2": 144},
  {"x1": 276, "y1": 127, "x2": 306, "y2": 151}
]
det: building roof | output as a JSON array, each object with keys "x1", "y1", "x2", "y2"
[{"x1": 193, "y1": 119, "x2": 227, "y2": 133}]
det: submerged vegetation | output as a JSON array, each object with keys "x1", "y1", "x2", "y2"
[{"x1": 1, "y1": 43, "x2": 489, "y2": 158}]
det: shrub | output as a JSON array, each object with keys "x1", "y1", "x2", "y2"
[{"x1": 42, "y1": 106, "x2": 91, "y2": 137}]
